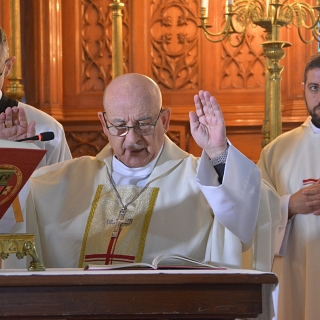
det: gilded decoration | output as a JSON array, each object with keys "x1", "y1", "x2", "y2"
[
  {"x1": 0, "y1": 165, "x2": 22, "y2": 206},
  {"x1": 0, "y1": 234, "x2": 45, "y2": 271},
  {"x1": 82, "y1": 0, "x2": 129, "y2": 92},
  {"x1": 150, "y1": 0, "x2": 199, "y2": 89}
]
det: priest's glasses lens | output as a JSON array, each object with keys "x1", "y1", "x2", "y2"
[
  {"x1": 134, "y1": 125, "x2": 154, "y2": 136},
  {"x1": 109, "y1": 126, "x2": 128, "y2": 136},
  {"x1": 103, "y1": 108, "x2": 162, "y2": 137},
  {"x1": 109, "y1": 125, "x2": 155, "y2": 137}
]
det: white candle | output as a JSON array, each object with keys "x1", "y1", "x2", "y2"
[
  {"x1": 225, "y1": 0, "x2": 233, "y2": 13},
  {"x1": 266, "y1": 0, "x2": 269, "y2": 16},
  {"x1": 200, "y1": 0, "x2": 209, "y2": 16},
  {"x1": 201, "y1": 0, "x2": 209, "y2": 9}
]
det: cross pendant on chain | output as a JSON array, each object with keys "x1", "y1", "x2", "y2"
[{"x1": 107, "y1": 207, "x2": 133, "y2": 238}]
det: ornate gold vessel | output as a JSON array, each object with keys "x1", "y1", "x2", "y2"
[{"x1": 0, "y1": 234, "x2": 45, "y2": 271}]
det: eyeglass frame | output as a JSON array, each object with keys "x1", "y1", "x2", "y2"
[
  {"x1": 102, "y1": 108, "x2": 163, "y2": 137},
  {"x1": 0, "y1": 59, "x2": 8, "y2": 76}
]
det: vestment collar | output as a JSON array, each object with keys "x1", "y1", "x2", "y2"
[{"x1": 111, "y1": 145, "x2": 163, "y2": 186}]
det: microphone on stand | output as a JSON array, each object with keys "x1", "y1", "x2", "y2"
[{"x1": 15, "y1": 132, "x2": 55, "y2": 142}]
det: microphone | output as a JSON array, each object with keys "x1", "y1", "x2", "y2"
[{"x1": 15, "y1": 131, "x2": 55, "y2": 142}]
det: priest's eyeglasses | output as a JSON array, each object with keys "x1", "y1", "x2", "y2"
[
  {"x1": 102, "y1": 108, "x2": 163, "y2": 137},
  {"x1": 0, "y1": 59, "x2": 8, "y2": 76}
]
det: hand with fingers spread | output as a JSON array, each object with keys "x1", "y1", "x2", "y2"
[
  {"x1": 189, "y1": 90, "x2": 228, "y2": 159},
  {"x1": 0, "y1": 107, "x2": 36, "y2": 141}
]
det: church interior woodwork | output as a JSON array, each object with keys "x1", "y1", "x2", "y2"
[{"x1": 0, "y1": 0, "x2": 315, "y2": 163}]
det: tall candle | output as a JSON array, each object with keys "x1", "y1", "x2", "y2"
[
  {"x1": 266, "y1": 0, "x2": 269, "y2": 16},
  {"x1": 201, "y1": 0, "x2": 209, "y2": 9},
  {"x1": 226, "y1": 0, "x2": 233, "y2": 13},
  {"x1": 200, "y1": 0, "x2": 209, "y2": 16}
]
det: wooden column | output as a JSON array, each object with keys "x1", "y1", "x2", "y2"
[{"x1": 20, "y1": 0, "x2": 63, "y2": 118}]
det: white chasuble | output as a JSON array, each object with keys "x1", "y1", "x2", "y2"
[{"x1": 79, "y1": 184, "x2": 159, "y2": 267}]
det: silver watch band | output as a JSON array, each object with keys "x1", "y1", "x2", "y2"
[{"x1": 210, "y1": 145, "x2": 229, "y2": 166}]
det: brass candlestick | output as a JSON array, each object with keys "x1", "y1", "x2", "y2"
[
  {"x1": 6, "y1": 0, "x2": 24, "y2": 101},
  {"x1": 261, "y1": 40, "x2": 291, "y2": 140},
  {"x1": 110, "y1": 0, "x2": 124, "y2": 79}
]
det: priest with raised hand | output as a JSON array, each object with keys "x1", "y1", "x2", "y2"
[{"x1": 24, "y1": 73, "x2": 282, "y2": 273}]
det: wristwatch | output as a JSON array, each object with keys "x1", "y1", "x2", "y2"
[{"x1": 210, "y1": 145, "x2": 229, "y2": 166}]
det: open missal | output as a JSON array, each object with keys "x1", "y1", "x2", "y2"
[
  {"x1": 85, "y1": 254, "x2": 227, "y2": 270},
  {"x1": 0, "y1": 140, "x2": 46, "y2": 219}
]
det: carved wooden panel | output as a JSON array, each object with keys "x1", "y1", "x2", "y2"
[
  {"x1": 221, "y1": 25, "x2": 266, "y2": 90},
  {"x1": 150, "y1": 0, "x2": 199, "y2": 90},
  {"x1": 66, "y1": 130, "x2": 108, "y2": 158},
  {"x1": 166, "y1": 123, "x2": 188, "y2": 151},
  {"x1": 82, "y1": 0, "x2": 130, "y2": 92},
  {"x1": 58, "y1": 0, "x2": 130, "y2": 115}
]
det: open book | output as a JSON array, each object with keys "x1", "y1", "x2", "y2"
[{"x1": 84, "y1": 254, "x2": 227, "y2": 270}]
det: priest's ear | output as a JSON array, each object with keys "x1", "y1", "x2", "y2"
[
  {"x1": 98, "y1": 111, "x2": 109, "y2": 137},
  {"x1": 160, "y1": 107, "x2": 171, "y2": 133},
  {"x1": 3, "y1": 56, "x2": 15, "y2": 77}
]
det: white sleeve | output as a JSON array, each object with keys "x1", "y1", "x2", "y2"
[
  {"x1": 196, "y1": 145, "x2": 282, "y2": 271},
  {"x1": 275, "y1": 194, "x2": 292, "y2": 256},
  {"x1": 196, "y1": 144, "x2": 261, "y2": 247}
]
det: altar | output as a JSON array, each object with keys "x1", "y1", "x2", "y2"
[{"x1": 0, "y1": 268, "x2": 278, "y2": 319}]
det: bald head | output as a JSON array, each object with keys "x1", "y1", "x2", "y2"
[{"x1": 103, "y1": 73, "x2": 162, "y2": 114}]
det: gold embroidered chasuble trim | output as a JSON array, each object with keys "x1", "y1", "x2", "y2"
[{"x1": 78, "y1": 183, "x2": 159, "y2": 267}]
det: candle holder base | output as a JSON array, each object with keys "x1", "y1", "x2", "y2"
[{"x1": 0, "y1": 234, "x2": 45, "y2": 271}]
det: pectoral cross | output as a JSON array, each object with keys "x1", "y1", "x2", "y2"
[{"x1": 107, "y1": 208, "x2": 133, "y2": 238}]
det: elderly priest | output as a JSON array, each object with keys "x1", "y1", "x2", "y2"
[{"x1": 23, "y1": 74, "x2": 282, "y2": 272}]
